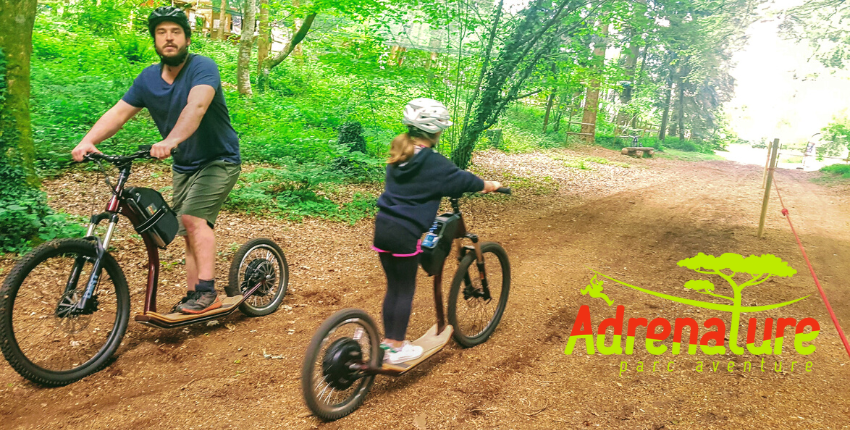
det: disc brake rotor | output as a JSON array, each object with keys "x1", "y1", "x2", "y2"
[{"x1": 54, "y1": 291, "x2": 96, "y2": 333}]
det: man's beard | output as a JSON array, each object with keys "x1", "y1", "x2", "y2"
[{"x1": 157, "y1": 45, "x2": 189, "y2": 67}]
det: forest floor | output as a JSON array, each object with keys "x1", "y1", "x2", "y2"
[{"x1": 2, "y1": 144, "x2": 850, "y2": 429}]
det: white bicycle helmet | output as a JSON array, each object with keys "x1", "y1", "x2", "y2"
[{"x1": 402, "y1": 98, "x2": 453, "y2": 133}]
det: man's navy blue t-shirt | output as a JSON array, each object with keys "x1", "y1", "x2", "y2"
[{"x1": 122, "y1": 54, "x2": 240, "y2": 173}]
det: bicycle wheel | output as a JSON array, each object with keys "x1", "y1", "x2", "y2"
[
  {"x1": 228, "y1": 238, "x2": 288, "y2": 317},
  {"x1": 0, "y1": 239, "x2": 130, "y2": 386},
  {"x1": 301, "y1": 308, "x2": 380, "y2": 421},
  {"x1": 447, "y1": 241, "x2": 511, "y2": 348}
]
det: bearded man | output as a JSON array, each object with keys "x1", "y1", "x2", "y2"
[{"x1": 71, "y1": 6, "x2": 241, "y2": 315}]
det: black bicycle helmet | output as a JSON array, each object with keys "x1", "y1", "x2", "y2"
[{"x1": 148, "y1": 6, "x2": 192, "y2": 39}]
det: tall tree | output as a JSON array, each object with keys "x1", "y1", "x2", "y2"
[
  {"x1": 0, "y1": 0, "x2": 38, "y2": 186},
  {"x1": 217, "y1": 0, "x2": 229, "y2": 40},
  {"x1": 579, "y1": 22, "x2": 609, "y2": 143},
  {"x1": 256, "y1": 0, "x2": 270, "y2": 75},
  {"x1": 452, "y1": 0, "x2": 608, "y2": 169},
  {"x1": 237, "y1": 0, "x2": 258, "y2": 95}
]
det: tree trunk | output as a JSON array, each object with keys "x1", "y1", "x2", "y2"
[
  {"x1": 565, "y1": 89, "x2": 582, "y2": 142},
  {"x1": 258, "y1": 12, "x2": 316, "y2": 92},
  {"x1": 236, "y1": 0, "x2": 257, "y2": 96},
  {"x1": 542, "y1": 91, "x2": 556, "y2": 132},
  {"x1": 452, "y1": 0, "x2": 579, "y2": 169},
  {"x1": 658, "y1": 82, "x2": 672, "y2": 142},
  {"x1": 256, "y1": 0, "x2": 270, "y2": 76},
  {"x1": 217, "y1": 0, "x2": 228, "y2": 40},
  {"x1": 676, "y1": 77, "x2": 685, "y2": 142},
  {"x1": 425, "y1": 52, "x2": 438, "y2": 70},
  {"x1": 0, "y1": 0, "x2": 38, "y2": 186},
  {"x1": 631, "y1": 43, "x2": 650, "y2": 129},
  {"x1": 658, "y1": 65, "x2": 673, "y2": 142},
  {"x1": 396, "y1": 47, "x2": 407, "y2": 66},
  {"x1": 552, "y1": 92, "x2": 568, "y2": 132},
  {"x1": 615, "y1": 42, "x2": 639, "y2": 134},
  {"x1": 580, "y1": 23, "x2": 609, "y2": 144},
  {"x1": 291, "y1": 0, "x2": 304, "y2": 58}
]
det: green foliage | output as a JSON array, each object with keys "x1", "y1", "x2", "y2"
[
  {"x1": 655, "y1": 148, "x2": 724, "y2": 162},
  {"x1": 0, "y1": 186, "x2": 86, "y2": 254},
  {"x1": 1, "y1": 42, "x2": 85, "y2": 254},
  {"x1": 20, "y1": 0, "x2": 758, "y2": 234},
  {"x1": 781, "y1": 0, "x2": 850, "y2": 69},
  {"x1": 73, "y1": 0, "x2": 141, "y2": 36},
  {"x1": 30, "y1": 16, "x2": 158, "y2": 173},
  {"x1": 328, "y1": 150, "x2": 385, "y2": 182},
  {"x1": 816, "y1": 114, "x2": 850, "y2": 160},
  {"x1": 819, "y1": 163, "x2": 850, "y2": 178},
  {"x1": 224, "y1": 166, "x2": 378, "y2": 224},
  {"x1": 337, "y1": 121, "x2": 367, "y2": 153}
]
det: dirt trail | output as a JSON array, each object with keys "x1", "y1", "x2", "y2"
[{"x1": 1, "y1": 147, "x2": 849, "y2": 429}]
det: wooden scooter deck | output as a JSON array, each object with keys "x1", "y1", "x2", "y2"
[
  {"x1": 134, "y1": 295, "x2": 243, "y2": 326},
  {"x1": 382, "y1": 324, "x2": 453, "y2": 374}
]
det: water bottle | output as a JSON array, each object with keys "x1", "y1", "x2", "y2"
[{"x1": 422, "y1": 221, "x2": 439, "y2": 248}]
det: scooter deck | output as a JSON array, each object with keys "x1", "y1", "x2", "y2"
[
  {"x1": 382, "y1": 324, "x2": 453, "y2": 374},
  {"x1": 135, "y1": 295, "x2": 243, "y2": 324}
]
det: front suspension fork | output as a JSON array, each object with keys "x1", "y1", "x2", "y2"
[
  {"x1": 459, "y1": 235, "x2": 492, "y2": 301},
  {"x1": 57, "y1": 214, "x2": 119, "y2": 316}
]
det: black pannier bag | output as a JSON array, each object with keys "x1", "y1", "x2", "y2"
[
  {"x1": 123, "y1": 187, "x2": 178, "y2": 249},
  {"x1": 419, "y1": 213, "x2": 461, "y2": 276}
]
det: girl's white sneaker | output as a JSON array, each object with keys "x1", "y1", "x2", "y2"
[{"x1": 382, "y1": 341, "x2": 424, "y2": 364}]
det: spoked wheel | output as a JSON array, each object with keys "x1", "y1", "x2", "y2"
[
  {"x1": 228, "y1": 238, "x2": 288, "y2": 317},
  {"x1": 301, "y1": 308, "x2": 380, "y2": 421},
  {"x1": 0, "y1": 239, "x2": 130, "y2": 386},
  {"x1": 447, "y1": 241, "x2": 511, "y2": 347}
]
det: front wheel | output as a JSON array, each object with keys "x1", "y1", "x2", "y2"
[
  {"x1": 301, "y1": 308, "x2": 380, "y2": 421},
  {"x1": 447, "y1": 241, "x2": 511, "y2": 348},
  {"x1": 0, "y1": 239, "x2": 130, "y2": 386},
  {"x1": 228, "y1": 238, "x2": 288, "y2": 317}
]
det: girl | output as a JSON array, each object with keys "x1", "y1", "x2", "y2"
[{"x1": 373, "y1": 98, "x2": 502, "y2": 364}]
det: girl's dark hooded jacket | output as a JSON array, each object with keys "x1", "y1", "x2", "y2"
[{"x1": 376, "y1": 147, "x2": 484, "y2": 238}]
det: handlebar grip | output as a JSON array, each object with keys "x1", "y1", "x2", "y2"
[
  {"x1": 137, "y1": 144, "x2": 175, "y2": 159},
  {"x1": 496, "y1": 187, "x2": 511, "y2": 195}
]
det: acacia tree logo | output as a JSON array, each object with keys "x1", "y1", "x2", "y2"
[{"x1": 585, "y1": 253, "x2": 811, "y2": 354}]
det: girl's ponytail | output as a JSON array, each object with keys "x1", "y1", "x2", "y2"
[{"x1": 388, "y1": 126, "x2": 439, "y2": 165}]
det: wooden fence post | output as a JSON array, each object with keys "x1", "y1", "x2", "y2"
[
  {"x1": 758, "y1": 138, "x2": 781, "y2": 238},
  {"x1": 761, "y1": 141, "x2": 775, "y2": 188}
]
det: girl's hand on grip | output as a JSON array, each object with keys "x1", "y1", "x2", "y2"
[{"x1": 482, "y1": 181, "x2": 502, "y2": 193}]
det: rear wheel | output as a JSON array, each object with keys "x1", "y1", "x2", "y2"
[
  {"x1": 447, "y1": 242, "x2": 510, "y2": 347},
  {"x1": 0, "y1": 239, "x2": 130, "y2": 386},
  {"x1": 228, "y1": 238, "x2": 288, "y2": 317},
  {"x1": 301, "y1": 308, "x2": 380, "y2": 421}
]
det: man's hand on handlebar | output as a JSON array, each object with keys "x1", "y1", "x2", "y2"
[
  {"x1": 482, "y1": 181, "x2": 502, "y2": 193},
  {"x1": 72, "y1": 141, "x2": 101, "y2": 162},
  {"x1": 150, "y1": 139, "x2": 178, "y2": 160}
]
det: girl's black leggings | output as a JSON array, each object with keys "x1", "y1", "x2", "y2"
[{"x1": 379, "y1": 252, "x2": 419, "y2": 341}]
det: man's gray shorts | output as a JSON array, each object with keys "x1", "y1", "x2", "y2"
[{"x1": 171, "y1": 160, "x2": 240, "y2": 236}]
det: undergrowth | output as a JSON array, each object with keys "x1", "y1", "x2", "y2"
[{"x1": 815, "y1": 164, "x2": 850, "y2": 184}]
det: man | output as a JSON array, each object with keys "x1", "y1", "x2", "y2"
[{"x1": 71, "y1": 6, "x2": 241, "y2": 315}]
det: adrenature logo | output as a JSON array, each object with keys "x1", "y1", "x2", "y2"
[{"x1": 564, "y1": 253, "x2": 820, "y2": 375}]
